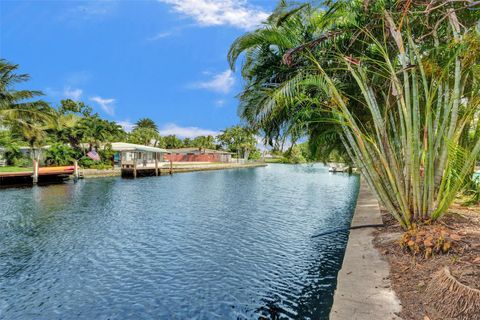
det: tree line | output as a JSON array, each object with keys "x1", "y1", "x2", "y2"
[{"x1": 0, "y1": 60, "x2": 260, "y2": 169}]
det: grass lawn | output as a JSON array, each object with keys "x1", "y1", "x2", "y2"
[
  {"x1": 0, "y1": 166, "x2": 32, "y2": 173},
  {"x1": 265, "y1": 158, "x2": 284, "y2": 163}
]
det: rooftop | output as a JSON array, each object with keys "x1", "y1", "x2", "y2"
[
  {"x1": 111, "y1": 142, "x2": 169, "y2": 153},
  {"x1": 167, "y1": 147, "x2": 233, "y2": 154}
]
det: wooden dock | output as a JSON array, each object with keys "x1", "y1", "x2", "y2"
[
  {"x1": 120, "y1": 162, "x2": 268, "y2": 178},
  {"x1": 0, "y1": 166, "x2": 75, "y2": 185}
]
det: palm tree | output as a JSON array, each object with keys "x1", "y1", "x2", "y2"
[
  {"x1": 0, "y1": 59, "x2": 51, "y2": 126},
  {"x1": 230, "y1": 1, "x2": 480, "y2": 227},
  {"x1": 135, "y1": 118, "x2": 158, "y2": 132},
  {"x1": 228, "y1": 1, "x2": 360, "y2": 158}
]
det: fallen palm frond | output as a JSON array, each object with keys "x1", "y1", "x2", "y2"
[{"x1": 424, "y1": 267, "x2": 480, "y2": 320}]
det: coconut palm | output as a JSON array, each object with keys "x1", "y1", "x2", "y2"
[
  {"x1": 228, "y1": 0, "x2": 365, "y2": 158},
  {"x1": 135, "y1": 118, "x2": 158, "y2": 132},
  {"x1": 0, "y1": 59, "x2": 51, "y2": 126}
]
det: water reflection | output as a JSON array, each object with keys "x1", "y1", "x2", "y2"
[{"x1": 0, "y1": 164, "x2": 359, "y2": 319}]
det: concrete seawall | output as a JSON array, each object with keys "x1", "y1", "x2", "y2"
[
  {"x1": 329, "y1": 181, "x2": 402, "y2": 320},
  {"x1": 81, "y1": 162, "x2": 267, "y2": 178}
]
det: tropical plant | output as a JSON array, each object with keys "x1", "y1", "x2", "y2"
[
  {"x1": 78, "y1": 115, "x2": 124, "y2": 151},
  {"x1": 191, "y1": 135, "x2": 217, "y2": 149},
  {"x1": 164, "y1": 135, "x2": 183, "y2": 149},
  {"x1": 0, "y1": 59, "x2": 51, "y2": 127},
  {"x1": 249, "y1": 149, "x2": 262, "y2": 160},
  {"x1": 129, "y1": 127, "x2": 163, "y2": 147},
  {"x1": 44, "y1": 143, "x2": 77, "y2": 166},
  {"x1": 0, "y1": 130, "x2": 23, "y2": 165},
  {"x1": 135, "y1": 118, "x2": 158, "y2": 131},
  {"x1": 311, "y1": 12, "x2": 479, "y2": 228},
  {"x1": 217, "y1": 125, "x2": 257, "y2": 159},
  {"x1": 284, "y1": 145, "x2": 306, "y2": 164},
  {"x1": 231, "y1": 1, "x2": 480, "y2": 228}
]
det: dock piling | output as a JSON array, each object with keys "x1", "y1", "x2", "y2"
[
  {"x1": 133, "y1": 154, "x2": 137, "y2": 179},
  {"x1": 32, "y1": 159, "x2": 39, "y2": 184}
]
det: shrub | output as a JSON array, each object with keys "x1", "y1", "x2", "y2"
[
  {"x1": 463, "y1": 176, "x2": 480, "y2": 206},
  {"x1": 284, "y1": 146, "x2": 306, "y2": 164},
  {"x1": 13, "y1": 157, "x2": 31, "y2": 167},
  {"x1": 44, "y1": 144, "x2": 77, "y2": 166},
  {"x1": 248, "y1": 149, "x2": 262, "y2": 160}
]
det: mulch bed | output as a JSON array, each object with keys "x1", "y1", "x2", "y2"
[{"x1": 373, "y1": 203, "x2": 480, "y2": 320}]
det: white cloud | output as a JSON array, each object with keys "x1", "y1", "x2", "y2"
[
  {"x1": 44, "y1": 86, "x2": 83, "y2": 100},
  {"x1": 66, "y1": 71, "x2": 91, "y2": 86},
  {"x1": 116, "y1": 120, "x2": 135, "y2": 132},
  {"x1": 90, "y1": 96, "x2": 116, "y2": 116},
  {"x1": 214, "y1": 99, "x2": 226, "y2": 107},
  {"x1": 159, "y1": 0, "x2": 269, "y2": 30},
  {"x1": 191, "y1": 69, "x2": 235, "y2": 94},
  {"x1": 63, "y1": 87, "x2": 83, "y2": 100},
  {"x1": 65, "y1": 1, "x2": 117, "y2": 19},
  {"x1": 147, "y1": 31, "x2": 172, "y2": 41},
  {"x1": 159, "y1": 123, "x2": 219, "y2": 138}
]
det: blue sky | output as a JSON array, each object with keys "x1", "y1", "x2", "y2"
[{"x1": 0, "y1": 0, "x2": 276, "y2": 137}]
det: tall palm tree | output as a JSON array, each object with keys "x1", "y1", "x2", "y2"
[
  {"x1": 135, "y1": 118, "x2": 158, "y2": 132},
  {"x1": 0, "y1": 59, "x2": 51, "y2": 126},
  {"x1": 228, "y1": 1, "x2": 360, "y2": 158}
]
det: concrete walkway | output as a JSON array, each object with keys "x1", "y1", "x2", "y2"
[{"x1": 329, "y1": 181, "x2": 402, "y2": 320}]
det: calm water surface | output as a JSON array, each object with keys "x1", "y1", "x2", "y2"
[{"x1": 0, "y1": 164, "x2": 359, "y2": 319}]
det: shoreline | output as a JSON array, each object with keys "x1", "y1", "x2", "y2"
[
  {"x1": 329, "y1": 180, "x2": 402, "y2": 319},
  {"x1": 81, "y1": 162, "x2": 267, "y2": 178},
  {"x1": 0, "y1": 163, "x2": 268, "y2": 185}
]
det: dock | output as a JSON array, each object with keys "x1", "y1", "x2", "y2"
[
  {"x1": 0, "y1": 166, "x2": 75, "y2": 185},
  {"x1": 120, "y1": 162, "x2": 267, "y2": 178}
]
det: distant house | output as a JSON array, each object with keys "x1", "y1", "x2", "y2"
[
  {"x1": 165, "y1": 148, "x2": 232, "y2": 163},
  {"x1": 111, "y1": 142, "x2": 169, "y2": 168}
]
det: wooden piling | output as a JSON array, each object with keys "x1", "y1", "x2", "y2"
[
  {"x1": 73, "y1": 159, "x2": 79, "y2": 180},
  {"x1": 169, "y1": 160, "x2": 173, "y2": 175},
  {"x1": 133, "y1": 153, "x2": 137, "y2": 178},
  {"x1": 32, "y1": 159, "x2": 39, "y2": 184},
  {"x1": 155, "y1": 152, "x2": 159, "y2": 176}
]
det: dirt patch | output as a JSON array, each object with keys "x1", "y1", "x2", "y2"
[{"x1": 373, "y1": 203, "x2": 480, "y2": 320}]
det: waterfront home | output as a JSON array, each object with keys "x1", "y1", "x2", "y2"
[
  {"x1": 165, "y1": 147, "x2": 233, "y2": 163},
  {"x1": 111, "y1": 142, "x2": 169, "y2": 169}
]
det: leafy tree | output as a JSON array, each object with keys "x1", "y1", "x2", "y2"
[
  {"x1": 284, "y1": 145, "x2": 306, "y2": 164},
  {"x1": 249, "y1": 149, "x2": 262, "y2": 161},
  {"x1": 191, "y1": 135, "x2": 217, "y2": 149},
  {"x1": 164, "y1": 135, "x2": 183, "y2": 149},
  {"x1": 81, "y1": 115, "x2": 124, "y2": 149},
  {"x1": 58, "y1": 99, "x2": 92, "y2": 117},
  {"x1": 217, "y1": 126, "x2": 257, "y2": 159},
  {"x1": 182, "y1": 137, "x2": 192, "y2": 147},
  {"x1": 129, "y1": 127, "x2": 164, "y2": 147},
  {"x1": 0, "y1": 130, "x2": 22, "y2": 165}
]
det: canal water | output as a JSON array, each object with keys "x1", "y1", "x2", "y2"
[{"x1": 0, "y1": 164, "x2": 359, "y2": 319}]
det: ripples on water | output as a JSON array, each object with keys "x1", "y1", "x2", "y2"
[{"x1": 0, "y1": 164, "x2": 359, "y2": 319}]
